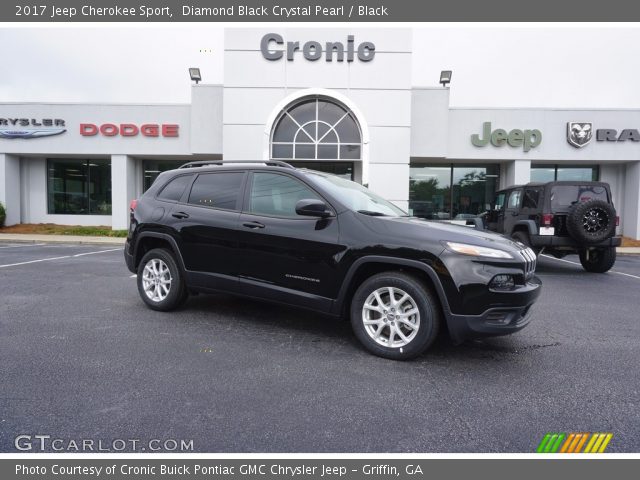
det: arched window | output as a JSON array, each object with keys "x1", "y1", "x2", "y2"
[{"x1": 271, "y1": 97, "x2": 362, "y2": 161}]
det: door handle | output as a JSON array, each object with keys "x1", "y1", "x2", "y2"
[
  {"x1": 511, "y1": 211, "x2": 519, "y2": 216},
  {"x1": 242, "y1": 221, "x2": 265, "y2": 229},
  {"x1": 172, "y1": 211, "x2": 190, "y2": 219}
]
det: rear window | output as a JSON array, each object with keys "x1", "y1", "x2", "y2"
[
  {"x1": 188, "y1": 172, "x2": 244, "y2": 210},
  {"x1": 550, "y1": 185, "x2": 608, "y2": 208},
  {"x1": 157, "y1": 175, "x2": 193, "y2": 202}
]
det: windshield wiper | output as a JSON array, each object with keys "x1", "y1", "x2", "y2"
[{"x1": 357, "y1": 210, "x2": 388, "y2": 216}]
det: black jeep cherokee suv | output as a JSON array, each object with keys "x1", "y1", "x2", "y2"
[
  {"x1": 485, "y1": 181, "x2": 621, "y2": 273},
  {"x1": 124, "y1": 161, "x2": 541, "y2": 360}
]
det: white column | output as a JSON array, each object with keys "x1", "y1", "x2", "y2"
[
  {"x1": 623, "y1": 161, "x2": 640, "y2": 240},
  {"x1": 0, "y1": 153, "x2": 21, "y2": 226},
  {"x1": 503, "y1": 159, "x2": 531, "y2": 187},
  {"x1": 110, "y1": 155, "x2": 136, "y2": 230}
]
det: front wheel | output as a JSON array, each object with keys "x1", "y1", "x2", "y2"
[
  {"x1": 350, "y1": 272, "x2": 441, "y2": 360},
  {"x1": 137, "y1": 248, "x2": 187, "y2": 311},
  {"x1": 579, "y1": 247, "x2": 616, "y2": 273}
]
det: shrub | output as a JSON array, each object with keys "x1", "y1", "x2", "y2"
[{"x1": 0, "y1": 202, "x2": 6, "y2": 227}]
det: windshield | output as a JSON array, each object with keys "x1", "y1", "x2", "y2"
[{"x1": 305, "y1": 171, "x2": 407, "y2": 217}]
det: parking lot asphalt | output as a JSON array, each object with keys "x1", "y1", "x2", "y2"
[{"x1": 0, "y1": 242, "x2": 639, "y2": 453}]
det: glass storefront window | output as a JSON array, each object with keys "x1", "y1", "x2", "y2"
[
  {"x1": 530, "y1": 166, "x2": 555, "y2": 183},
  {"x1": 531, "y1": 165, "x2": 599, "y2": 182},
  {"x1": 143, "y1": 160, "x2": 189, "y2": 191},
  {"x1": 409, "y1": 165, "x2": 452, "y2": 219},
  {"x1": 557, "y1": 166, "x2": 599, "y2": 181},
  {"x1": 47, "y1": 159, "x2": 111, "y2": 215},
  {"x1": 452, "y1": 165, "x2": 500, "y2": 218},
  {"x1": 409, "y1": 164, "x2": 499, "y2": 220}
]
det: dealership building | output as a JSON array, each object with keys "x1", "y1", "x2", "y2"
[{"x1": 1, "y1": 28, "x2": 639, "y2": 239}]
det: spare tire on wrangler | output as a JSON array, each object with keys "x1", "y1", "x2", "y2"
[{"x1": 566, "y1": 199, "x2": 616, "y2": 244}]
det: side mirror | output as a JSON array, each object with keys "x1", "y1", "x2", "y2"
[{"x1": 295, "y1": 199, "x2": 331, "y2": 218}]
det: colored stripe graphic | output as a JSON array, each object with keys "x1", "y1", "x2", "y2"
[{"x1": 537, "y1": 433, "x2": 612, "y2": 453}]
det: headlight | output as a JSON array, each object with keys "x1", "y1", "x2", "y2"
[{"x1": 443, "y1": 241, "x2": 513, "y2": 259}]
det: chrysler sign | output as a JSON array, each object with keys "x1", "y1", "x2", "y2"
[{"x1": 0, "y1": 118, "x2": 66, "y2": 139}]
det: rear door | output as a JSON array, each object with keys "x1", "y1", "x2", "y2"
[
  {"x1": 237, "y1": 171, "x2": 343, "y2": 307},
  {"x1": 169, "y1": 170, "x2": 246, "y2": 287}
]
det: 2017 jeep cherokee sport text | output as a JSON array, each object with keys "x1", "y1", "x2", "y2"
[{"x1": 124, "y1": 161, "x2": 541, "y2": 360}]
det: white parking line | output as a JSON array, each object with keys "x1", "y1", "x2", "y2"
[
  {"x1": 541, "y1": 254, "x2": 640, "y2": 280},
  {"x1": 0, "y1": 248, "x2": 121, "y2": 269},
  {"x1": 0, "y1": 255, "x2": 71, "y2": 268},
  {"x1": 0, "y1": 243, "x2": 46, "y2": 249},
  {"x1": 72, "y1": 248, "x2": 121, "y2": 257}
]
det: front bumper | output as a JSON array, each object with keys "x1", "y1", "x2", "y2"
[
  {"x1": 443, "y1": 275, "x2": 542, "y2": 344},
  {"x1": 529, "y1": 235, "x2": 621, "y2": 248}
]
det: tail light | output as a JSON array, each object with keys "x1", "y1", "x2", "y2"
[
  {"x1": 129, "y1": 199, "x2": 138, "y2": 211},
  {"x1": 616, "y1": 216, "x2": 620, "y2": 226},
  {"x1": 541, "y1": 213, "x2": 554, "y2": 226}
]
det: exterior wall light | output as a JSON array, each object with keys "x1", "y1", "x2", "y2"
[
  {"x1": 440, "y1": 70, "x2": 452, "y2": 87},
  {"x1": 189, "y1": 68, "x2": 202, "y2": 84}
]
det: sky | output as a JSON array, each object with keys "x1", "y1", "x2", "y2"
[{"x1": 1, "y1": 25, "x2": 639, "y2": 108}]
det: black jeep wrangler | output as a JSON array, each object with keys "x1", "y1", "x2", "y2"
[
  {"x1": 125, "y1": 161, "x2": 541, "y2": 360},
  {"x1": 485, "y1": 181, "x2": 621, "y2": 273}
]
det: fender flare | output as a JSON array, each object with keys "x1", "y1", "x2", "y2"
[
  {"x1": 512, "y1": 220, "x2": 538, "y2": 237},
  {"x1": 134, "y1": 231, "x2": 187, "y2": 271},
  {"x1": 333, "y1": 255, "x2": 453, "y2": 321}
]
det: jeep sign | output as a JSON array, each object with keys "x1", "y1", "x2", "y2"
[{"x1": 471, "y1": 122, "x2": 542, "y2": 152}]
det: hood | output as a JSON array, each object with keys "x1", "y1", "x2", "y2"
[{"x1": 365, "y1": 215, "x2": 523, "y2": 253}]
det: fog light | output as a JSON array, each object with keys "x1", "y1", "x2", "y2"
[{"x1": 490, "y1": 274, "x2": 515, "y2": 290}]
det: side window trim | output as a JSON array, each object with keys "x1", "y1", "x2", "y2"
[
  {"x1": 185, "y1": 170, "x2": 247, "y2": 212},
  {"x1": 243, "y1": 171, "x2": 334, "y2": 219}
]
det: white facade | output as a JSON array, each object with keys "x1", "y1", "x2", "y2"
[{"x1": 1, "y1": 28, "x2": 639, "y2": 239}]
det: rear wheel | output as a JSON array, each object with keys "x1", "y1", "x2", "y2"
[
  {"x1": 579, "y1": 247, "x2": 616, "y2": 273},
  {"x1": 137, "y1": 248, "x2": 188, "y2": 311},
  {"x1": 350, "y1": 272, "x2": 440, "y2": 360}
]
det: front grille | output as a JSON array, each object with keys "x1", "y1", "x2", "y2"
[{"x1": 518, "y1": 247, "x2": 537, "y2": 280}]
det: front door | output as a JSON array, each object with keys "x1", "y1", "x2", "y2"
[
  {"x1": 237, "y1": 171, "x2": 343, "y2": 309},
  {"x1": 503, "y1": 188, "x2": 523, "y2": 234}
]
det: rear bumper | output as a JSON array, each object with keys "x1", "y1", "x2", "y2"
[
  {"x1": 123, "y1": 241, "x2": 135, "y2": 273},
  {"x1": 446, "y1": 277, "x2": 542, "y2": 344},
  {"x1": 529, "y1": 235, "x2": 621, "y2": 248}
]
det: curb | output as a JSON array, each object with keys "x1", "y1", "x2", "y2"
[{"x1": 0, "y1": 234, "x2": 126, "y2": 246}]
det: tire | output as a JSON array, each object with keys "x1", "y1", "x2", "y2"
[
  {"x1": 579, "y1": 247, "x2": 616, "y2": 273},
  {"x1": 137, "y1": 248, "x2": 188, "y2": 311},
  {"x1": 566, "y1": 199, "x2": 616, "y2": 244},
  {"x1": 511, "y1": 230, "x2": 540, "y2": 255},
  {"x1": 350, "y1": 272, "x2": 441, "y2": 360}
]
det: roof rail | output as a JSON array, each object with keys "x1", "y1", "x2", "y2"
[{"x1": 178, "y1": 160, "x2": 295, "y2": 169}]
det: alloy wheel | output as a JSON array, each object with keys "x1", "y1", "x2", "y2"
[
  {"x1": 141, "y1": 258, "x2": 172, "y2": 302},
  {"x1": 362, "y1": 287, "x2": 420, "y2": 348}
]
